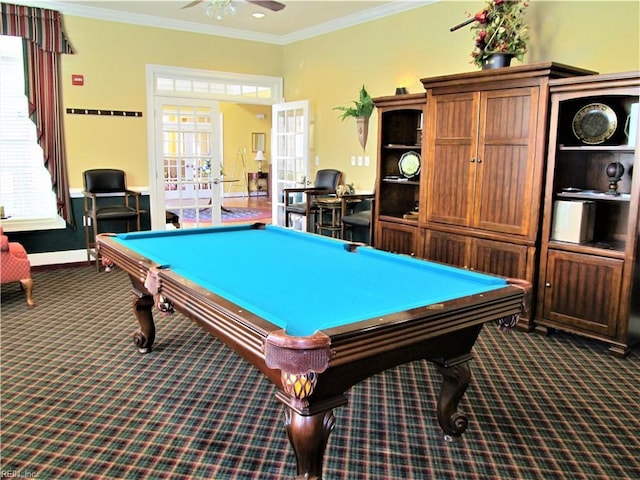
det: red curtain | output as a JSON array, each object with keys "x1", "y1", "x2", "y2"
[{"x1": 1, "y1": 3, "x2": 75, "y2": 223}]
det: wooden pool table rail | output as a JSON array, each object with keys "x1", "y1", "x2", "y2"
[{"x1": 97, "y1": 231, "x2": 527, "y2": 479}]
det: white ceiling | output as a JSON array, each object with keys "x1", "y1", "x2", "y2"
[{"x1": 22, "y1": 0, "x2": 435, "y2": 45}]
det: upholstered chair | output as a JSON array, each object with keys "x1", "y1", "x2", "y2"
[{"x1": 0, "y1": 227, "x2": 34, "y2": 307}]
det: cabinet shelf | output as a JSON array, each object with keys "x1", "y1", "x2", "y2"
[
  {"x1": 559, "y1": 144, "x2": 635, "y2": 153},
  {"x1": 556, "y1": 191, "x2": 631, "y2": 202},
  {"x1": 378, "y1": 214, "x2": 418, "y2": 225},
  {"x1": 547, "y1": 240, "x2": 627, "y2": 258},
  {"x1": 383, "y1": 144, "x2": 422, "y2": 150},
  {"x1": 382, "y1": 177, "x2": 420, "y2": 186}
]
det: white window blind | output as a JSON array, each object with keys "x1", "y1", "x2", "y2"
[{"x1": 0, "y1": 35, "x2": 62, "y2": 231}]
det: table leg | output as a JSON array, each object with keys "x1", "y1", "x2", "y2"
[
  {"x1": 284, "y1": 407, "x2": 336, "y2": 479},
  {"x1": 131, "y1": 287, "x2": 156, "y2": 353},
  {"x1": 433, "y1": 356, "x2": 472, "y2": 442}
]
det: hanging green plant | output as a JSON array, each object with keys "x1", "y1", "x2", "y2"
[
  {"x1": 334, "y1": 85, "x2": 374, "y2": 150},
  {"x1": 333, "y1": 85, "x2": 374, "y2": 120}
]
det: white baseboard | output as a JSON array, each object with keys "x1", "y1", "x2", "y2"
[{"x1": 29, "y1": 249, "x2": 87, "y2": 267}]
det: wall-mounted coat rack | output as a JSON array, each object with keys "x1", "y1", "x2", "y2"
[{"x1": 66, "y1": 108, "x2": 143, "y2": 117}]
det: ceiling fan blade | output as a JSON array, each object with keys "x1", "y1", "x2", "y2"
[
  {"x1": 247, "y1": 1, "x2": 286, "y2": 12},
  {"x1": 181, "y1": 0, "x2": 204, "y2": 9}
]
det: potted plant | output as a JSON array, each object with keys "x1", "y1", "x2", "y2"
[
  {"x1": 334, "y1": 84, "x2": 374, "y2": 150},
  {"x1": 459, "y1": 0, "x2": 529, "y2": 69}
]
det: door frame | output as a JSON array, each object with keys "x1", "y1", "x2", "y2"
[{"x1": 146, "y1": 65, "x2": 284, "y2": 230}]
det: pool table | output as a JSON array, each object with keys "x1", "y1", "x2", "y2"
[{"x1": 97, "y1": 224, "x2": 529, "y2": 479}]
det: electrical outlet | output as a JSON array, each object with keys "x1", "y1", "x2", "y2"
[
  {"x1": 315, "y1": 155, "x2": 320, "y2": 165},
  {"x1": 351, "y1": 156, "x2": 356, "y2": 166},
  {"x1": 364, "y1": 156, "x2": 370, "y2": 167},
  {"x1": 357, "y1": 156, "x2": 363, "y2": 166}
]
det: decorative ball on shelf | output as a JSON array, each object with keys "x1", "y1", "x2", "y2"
[{"x1": 605, "y1": 162, "x2": 625, "y2": 195}]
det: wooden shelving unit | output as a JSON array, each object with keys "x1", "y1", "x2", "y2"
[{"x1": 536, "y1": 71, "x2": 640, "y2": 357}]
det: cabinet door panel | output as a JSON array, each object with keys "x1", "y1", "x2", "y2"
[
  {"x1": 376, "y1": 221, "x2": 416, "y2": 256},
  {"x1": 429, "y1": 145, "x2": 474, "y2": 225},
  {"x1": 472, "y1": 238, "x2": 529, "y2": 279},
  {"x1": 426, "y1": 93, "x2": 476, "y2": 227},
  {"x1": 422, "y1": 229, "x2": 469, "y2": 268},
  {"x1": 475, "y1": 88, "x2": 538, "y2": 236},
  {"x1": 543, "y1": 250, "x2": 623, "y2": 336}
]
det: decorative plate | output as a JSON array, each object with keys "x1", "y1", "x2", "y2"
[
  {"x1": 572, "y1": 103, "x2": 618, "y2": 145},
  {"x1": 398, "y1": 151, "x2": 421, "y2": 178}
]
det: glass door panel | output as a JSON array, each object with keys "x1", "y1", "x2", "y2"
[
  {"x1": 271, "y1": 100, "x2": 310, "y2": 228},
  {"x1": 155, "y1": 98, "x2": 221, "y2": 228}
]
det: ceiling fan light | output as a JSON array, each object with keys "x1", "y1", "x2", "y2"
[
  {"x1": 252, "y1": 12, "x2": 266, "y2": 19},
  {"x1": 206, "y1": 0, "x2": 236, "y2": 21}
]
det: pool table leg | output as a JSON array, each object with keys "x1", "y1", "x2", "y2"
[
  {"x1": 284, "y1": 407, "x2": 336, "y2": 479},
  {"x1": 131, "y1": 287, "x2": 156, "y2": 354},
  {"x1": 433, "y1": 355, "x2": 473, "y2": 442}
]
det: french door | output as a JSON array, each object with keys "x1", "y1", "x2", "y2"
[
  {"x1": 271, "y1": 100, "x2": 310, "y2": 228},
  {"x1": 154, "y1": 97, "x2": 222, "y2": 229}
]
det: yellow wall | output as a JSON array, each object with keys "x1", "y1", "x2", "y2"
[
  {"x1": 282, "y1": 0, "x2": 640, "y2": 190},
  {"x1": 59, "y1": 1, "x2": 639, "y2": 191},
  {"x1": 60, "y1": 16, "x2": 282, "y2": 188},
  {"x1": 219, "y1": 103, "x2": 271, "y2": 195}
]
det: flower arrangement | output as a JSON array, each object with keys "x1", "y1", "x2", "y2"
[
  {"x1": 467, "y1": 0, "x2": 529, "y2": 68},
  {"x1": 198, "y1": 159, "x2": 224, "y2": 178}
]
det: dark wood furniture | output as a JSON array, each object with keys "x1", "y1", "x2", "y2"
[
  {"x1": 283, "y1": 169, "x2": 342, "y2": 232},
  {"x1": 536, "y1": 72, "x2": 640, "y2": 357},
  {"x1": 97, "y1": 224, "x2": 528, "y2": 479},
  {"x1": 247, "y1": 171, "x2": 269, "y2": 197},
  {"x1": 82, "y1": 168, "x2": 142, "y2": 271},
  {"x1": 373, "y1": 63, "x2": 595, "y2": 330},
  {"x1": 315, "y1": 194, "x2": 372, "y2": 239},
  {"x1": 340, "y1": 193, "x2": 376, "y2": 243},
  {"x1": 372, "y1": 92, "x2": 425, "y2": 255},
  {"x1": 165, "y1": 210, "x2": 180, "y2": 228}
]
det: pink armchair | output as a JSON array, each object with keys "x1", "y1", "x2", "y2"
[{"x1": 0, "y1": 227, "x2": 34, "y2": 307}]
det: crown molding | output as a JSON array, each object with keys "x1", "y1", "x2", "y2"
[
  {"x1": 279, "y1": 1, "x2": 436, "y2": 45},
  {"x1": 8, "y1": 0, "x2": 436, "y2": 46}
]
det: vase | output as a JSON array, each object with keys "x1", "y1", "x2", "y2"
[
  {"x1": 356, "y1": 116, "x2": 369, "y2": 150},
  {"x1": 481, "y1": 53, "x2": 514, "y2": 70}
]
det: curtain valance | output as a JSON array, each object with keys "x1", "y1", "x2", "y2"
[
  {"x1": 0, "y1": 2, "x2": 74, "y2": 53},
  {"x1": 1, "y1": 2, "x2": 75, "y2": 224}
]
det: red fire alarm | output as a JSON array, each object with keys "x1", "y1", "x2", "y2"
[{"x1": 71, "y1": 74, "x2": 84, "y2": 86}]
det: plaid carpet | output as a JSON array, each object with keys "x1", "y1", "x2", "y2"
[{"x1": 1, "y1": 266, "x2": 639, "y2": 479}]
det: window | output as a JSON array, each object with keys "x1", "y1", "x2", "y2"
[
  {"x1": 151, "y1": 65, "x2": 283, "y2": 105},
  {"x1": 0, "y1": 35, "x2": 64, "y2": 231}
]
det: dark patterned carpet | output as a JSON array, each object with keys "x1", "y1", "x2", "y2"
[{"x1": 1, "y1": 266, "x2": 639, "y2": 479}]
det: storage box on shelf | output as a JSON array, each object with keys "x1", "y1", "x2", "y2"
[{"x1": 537, "y1": 71, "x2": 640, "y2": 357}]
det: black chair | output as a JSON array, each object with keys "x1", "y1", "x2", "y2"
[
  {"x1": 83, "y1": 169, "x2": 142, "y2": 271},
  {"x1": 341, "y1": 194, "x2": 375, "y2": 244},
  {"x1": 284, "y1": 169, "x2": 342, "y2": 232}
]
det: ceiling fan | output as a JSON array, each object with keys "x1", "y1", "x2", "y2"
[{"x1": 181, "y1": 1, "x2": 286, "y2": 13}]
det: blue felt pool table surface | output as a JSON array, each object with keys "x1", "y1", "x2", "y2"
[{"x1": 113, "y1": 224, "x2": 508, "y2": 336}]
